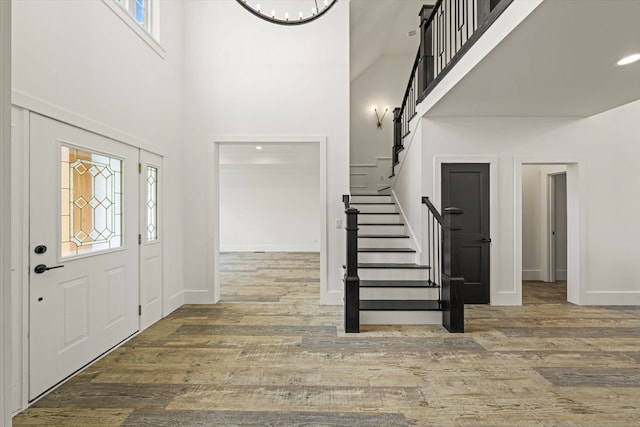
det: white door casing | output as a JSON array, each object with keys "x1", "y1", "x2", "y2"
[
  {"x1": 139, "y1": 151, "x2": 163, "y2": 331},
  {"x1": 29, "y1": 114, "x2": 139, "y2": 400}
]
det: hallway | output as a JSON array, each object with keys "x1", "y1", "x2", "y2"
[{"x1": 13, "y1": 254, "x2": 640, "y2": 426}]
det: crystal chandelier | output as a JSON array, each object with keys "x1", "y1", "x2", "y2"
[{"x1": 236, "y1": 0, "x2": 338, "y2": 26}]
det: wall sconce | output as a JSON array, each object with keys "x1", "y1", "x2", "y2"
[{"x1": 372, "y1": 105, "x2": 390, "y2": 129}]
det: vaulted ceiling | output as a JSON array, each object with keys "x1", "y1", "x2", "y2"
[{"x1": 350, "y1": 0, "x2": 433, "y2": 80}]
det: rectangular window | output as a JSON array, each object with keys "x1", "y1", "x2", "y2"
[
  {"x1": 112, "y1": 0, "x2": 152, "y2": 34},
  {"x1": 61, "y1": 146, "x2": 123, "y2": 258},
  {"x1": 146, "y1": 166, "x2": 158, "y2": 241},
  {"x1": 103, "y1": 0, "x2": 164, "y2": 58}
]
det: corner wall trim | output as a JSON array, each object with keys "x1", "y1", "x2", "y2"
[{"x1": 1, "y1": 1, "x2": 12, "y2": 423}]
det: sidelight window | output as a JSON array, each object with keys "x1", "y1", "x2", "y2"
[{"x1": 146, "y1": 166, "x2": 158, "y2": 241}]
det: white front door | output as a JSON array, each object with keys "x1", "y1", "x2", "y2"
[
  {"x1": 139, "y1": 151, "x2": 163, "y2": 330},
  {"x1": 29, "y1": 114, "x2": 139, "y2": 400}
]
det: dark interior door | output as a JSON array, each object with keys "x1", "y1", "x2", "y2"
[{"x1": 442, "y1": 163, "x2": 490, "y2": 304}]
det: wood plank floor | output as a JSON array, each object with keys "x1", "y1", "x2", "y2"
[{"x1": 13, "y1": 252, "x2": 640, "y2": 426}]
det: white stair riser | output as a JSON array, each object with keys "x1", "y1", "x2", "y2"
[
  {"x1": 358, "y1": 214, "x2": 401, "y2": 224},
  {"x1": 358, "y1": 252, "x2": 416, "y2": 264},
  {"x1": 358, "y1": 238, "x2": 412, "y2": 248},
  {"x1": 350, "y1": 204, "x2": 397, "y2": 213},
  {"x1": 358, "y1": 225, "x2": 405, "y2": 235},
  {"x1": 350, "y1": 195, "x2": 392, "y2": 204},
  {"x1": 360, "y1": 311, "x2": 442, "y2": 325},
  {"x1": 360, "y1": 287, "x2": 439, "y2": 300},
  {"x1": 358, "y1": 268, "x2": 430, "y2": 281}
]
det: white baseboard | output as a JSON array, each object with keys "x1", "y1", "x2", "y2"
[
  {"x1": 183, "y1": 289, "x2": 215, "y2": 304},
  {"x1": 522, "y1": 269, "x2": 542, "y2": 281},
  {"x1": 164, "y1": 290, "x2": 184, "y2": 316},
  {"x1": 321, "y1": 290, "x2": 343, "y2": 306},
  {"x1": 583, "y1": 291, "x2": 640, "y2": 306},
  {"x1": 220, "y1": 245, "x2": 320, "y2": 253}
]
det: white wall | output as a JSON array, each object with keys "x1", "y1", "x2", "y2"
[
  {"x1": 11, "y1": 0, "x2": 185, "y2": 411},
  {"x1": 422, "y1": 99, "x2": 640, "y2": 306},
  {"x1": 182, "y1": 0, "x2": 350, "y2": 305},
  {"x1": 350, "y1": 54, "x2": 414, "y2": 192},
  {"x1": 391, "y1": 117, "x2": 423, "y2": 261},
  {"x1": 521, "y1": 164, "x2": 566, "y2": 281},
  {"x1": 1, "y1": 1, "x2": 12, "y2": 425},
  {"x1": 220, "y1": 165, "x2": 320, "y2": 252},
  {"x1": 521, "y1": 165, "x2": 541, "y2": 279}
]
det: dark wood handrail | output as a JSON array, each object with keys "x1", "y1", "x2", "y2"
[
  {"x1": 399, "y1": 50, "x2": 421, "y2": 114},
  {"x1": 421, "y1": 196, "x2": 444, "y2": 225}
]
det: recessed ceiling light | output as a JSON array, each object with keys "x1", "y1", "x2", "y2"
[
  {"x1": 617, "y1": 53, "x2": 640, "y2": 66},
  {"x1": 256, "y1": 146, "x2": 263, "y2": 150}
]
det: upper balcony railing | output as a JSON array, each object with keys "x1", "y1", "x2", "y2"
[{"x1": 391, "y1": 0, "x2": 514, "y2": 177}]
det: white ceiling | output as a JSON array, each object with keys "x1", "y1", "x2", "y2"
[
  {"x1": 427, "y1": 0, "x2": 640, "y2": 117},
  {"x1": 220, "y1": 143, "x2": 319, "y2": 170},
  {"x1": 350, "y1": 0, "x2": 433, "y2": 80}
]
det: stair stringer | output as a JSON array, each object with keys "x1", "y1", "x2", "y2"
[{"x1": 389, "y1": 190, "x2": 421, "y2": 265}]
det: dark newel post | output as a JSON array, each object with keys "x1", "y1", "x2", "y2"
[
  {"x1": 442, "y1": 207, "x2": 464, "y2": 333},
  {"x1": 392, "y1": 107, "x2": 402, "y2": 166},
  {"x1": 344, "y1": 207, "x2": 360, "y2": 333},
  {"x1": 419, "y1": 5, "x2": 435, "y2": 95}
]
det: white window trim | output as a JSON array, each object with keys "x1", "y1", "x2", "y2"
[{"x1": 102, "y1": 0, "x2": 166, "y2": 60}]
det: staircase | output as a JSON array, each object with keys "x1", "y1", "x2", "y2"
[{"x1": 348, "y1": 193, "x2": 443, "y2": 325}]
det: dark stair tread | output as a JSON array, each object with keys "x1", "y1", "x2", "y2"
[
  {"x1": 358, "y1": 234, "x2": 410, "y2": 239},
  {"x1": 358, "y1": 248, "x2": 415, "y2": 253},
  {"x1": 357, "y1": 263, "x2": 431, "y2": 269},
  {"x1": 360, "y1": 300, "x2": 442, "y2": 311},
  {"x1": 360, "y1": 280, "x2": 439, "y2": 288}
]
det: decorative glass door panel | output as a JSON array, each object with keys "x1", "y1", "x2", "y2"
[{"x1": 61, "y1": 146, "x2": 123, "y2": 258}]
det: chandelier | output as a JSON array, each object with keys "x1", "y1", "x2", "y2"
[{"x1": 235, "y1": 0, "x2": 338, "y2": 26}]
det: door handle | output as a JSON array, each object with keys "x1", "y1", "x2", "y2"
[
  {"x1": 34, "y1": 264, "x2": 65, "y2": 274},
  {"x1": 481, "y1": 238, "x2": 492, "y2": 243}
]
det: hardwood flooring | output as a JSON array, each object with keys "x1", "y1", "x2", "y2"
[{"x1": 13, "y1": 253, "x2": 640, "y2": 426}]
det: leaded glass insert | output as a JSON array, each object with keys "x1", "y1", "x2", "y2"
[
  {"x1": 61, "y1": 146, "x2": 123, "y2": 258},
  {"x1": 146, "y1": 166, "x2": 158, "y2": 241}
]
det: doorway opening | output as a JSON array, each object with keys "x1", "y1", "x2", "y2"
[
  {"x1": 211, "y1": 137, "x2": 327, "y2": 305},
  {"x1": 521, "y1": 163, "x2": 573, "y2": 304}
]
